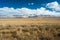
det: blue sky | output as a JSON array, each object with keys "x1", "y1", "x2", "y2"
[
  {"x1": 0, "y1": 0, "x2": 60, "y2": 18},
  {"x1": 0, "y1": 0, "x2": 59, "y2": 9}
]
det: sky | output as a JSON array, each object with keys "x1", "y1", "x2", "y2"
[
  {"x1": 0, "y1": 0, "x2": 60, "y2": 18},
  {"x1": 0, "y1": 0, "x2": 60, "y2": 9}
]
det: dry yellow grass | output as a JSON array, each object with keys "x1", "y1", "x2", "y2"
[
  {"x1": 0, "y1": 18, "x2": 60, "y2": 40},
  {"x1": 0, "y1": 18, "x2": 60, "y2": 25}
]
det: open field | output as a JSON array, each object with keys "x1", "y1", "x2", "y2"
[
  {"x1": 0, "y1": 18, "x2": 60, "y2": 25},
  {"x1": 0, "y1": 18, "x2": 60, "y2": 40}
]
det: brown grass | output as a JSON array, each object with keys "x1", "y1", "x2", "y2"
[{"x1": 0, "y1": 18, "x2": 60, "y2": 40}]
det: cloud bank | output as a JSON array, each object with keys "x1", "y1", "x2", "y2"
[{"x1": 0, "y1": 1, "x2": 60, "y2": 18}]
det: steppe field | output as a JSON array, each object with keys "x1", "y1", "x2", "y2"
[{"x1": 0, "y1": 18, "x2": 60, "y2": 40}]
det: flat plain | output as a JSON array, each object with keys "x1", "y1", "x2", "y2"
[{"x1": 0, "y1": 18, "x2": 60, "y2": 40}]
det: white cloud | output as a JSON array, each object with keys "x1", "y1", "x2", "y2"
[
  {"x1": 0, "y1": 1, "x2": 60, "y2": 18},
  {"x1": 46, "y1": 1, "x2": 60, "y2": 11},
  {"x1": 28, "y1": 3, "x2": 34, "y2": 5}
]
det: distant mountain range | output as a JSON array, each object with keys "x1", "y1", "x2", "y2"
[{"x1": 0, "y1": 14, "x2": 60, "y2": 18}]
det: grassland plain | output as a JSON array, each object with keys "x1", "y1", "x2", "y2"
[{"x1": 0, "y1": 18, "x2": 60, "y2": 40}]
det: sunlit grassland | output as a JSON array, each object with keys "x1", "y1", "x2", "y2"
[{"x1": 0, "y1": 18, "x2": 60, "y2": 40}]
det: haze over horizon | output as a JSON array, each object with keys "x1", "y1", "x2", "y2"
[{"x1": 0, "y1": 0, "x2": 60, "y2": 18}]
